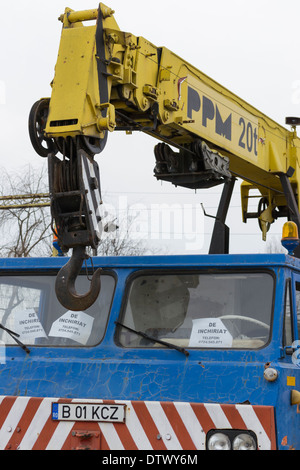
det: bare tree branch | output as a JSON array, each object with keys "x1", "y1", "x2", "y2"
[
  {"x1": 0, "y1": 165, "x2": 153, "y2": 258},
  {"x1": 96, "y1": 209, "x2": 153, "y2": 256},
  {"x1": 0, "y1": 164, "x2": 52, "y2": 257}
]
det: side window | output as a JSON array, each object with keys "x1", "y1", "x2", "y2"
[
  {"x1": 284, "y1": 280, "x2": 293, "y2": 346},
  {"x1": 296, "y1": 282, "x2": 300, "y2": 340},
  {"x1": 118, "y1": 271, "x2": 274, "y2": 350}
]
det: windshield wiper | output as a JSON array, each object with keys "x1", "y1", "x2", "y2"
[
  {"x1": 0, "y1": 324, "x2": 30, "y2": 354},
  {"x1": 115, "y1": 321, "x2": 189, "y2": 357}
]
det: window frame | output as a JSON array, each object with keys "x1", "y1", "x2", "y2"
[
  {"x1": 115, "y1": 268, "x2": 276, "y2": 351},
  {"x1": 283, "y1": 279, "x2": 294, "y2": 348},
  {"x1": 0, "y1": 269, "x2": 117, "y2": 348}
]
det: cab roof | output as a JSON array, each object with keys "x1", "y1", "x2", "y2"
[{"x1": 0, "y1": 253, "x2": 298, "y2": 272}]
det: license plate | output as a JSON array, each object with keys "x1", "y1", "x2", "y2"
[{"x1": 51, "y1": 402, "x2": 126, "y2": 423}]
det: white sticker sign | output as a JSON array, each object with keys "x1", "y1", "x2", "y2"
[
  {"x1": 14, "y1": 309, "x2": 47, "y2": 340},
  {"x1": 188, "y1": 318, "x2": 233, "y2": 348},
  {"x1": 49, "y1": 311, "x2": 94, "y2": 345}
]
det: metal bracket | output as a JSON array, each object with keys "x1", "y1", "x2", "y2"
[
  {"x1": 71, "y1": 429, "x2": 101, "y2": 450},
  {"x1": 209, "y1": 178, "x2": 236, "y2": 255}
]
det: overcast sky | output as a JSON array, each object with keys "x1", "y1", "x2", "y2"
[{"x1": 0, "y1": 0, "x2": 299, "y2": 255}]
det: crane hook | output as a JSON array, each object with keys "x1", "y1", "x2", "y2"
[{"x1": 55, "y1": 245, "x2": 101, "y2": 311}]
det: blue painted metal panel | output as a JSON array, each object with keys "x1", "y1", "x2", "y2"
[{"x1": 0, "y1": 253, "x2": 299, "y2": 449}]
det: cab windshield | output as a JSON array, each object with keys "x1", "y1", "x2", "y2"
[
  {"x1": 118, "y1": 271, "x2": 274, "y2": 350},
  {"x1": 0, "y1": 274, "x2": 115, "y2": 347}
]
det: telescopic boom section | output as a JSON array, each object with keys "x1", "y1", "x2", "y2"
[{"x1": 29, "y1": 3, "x2": 300, "y2": 308}]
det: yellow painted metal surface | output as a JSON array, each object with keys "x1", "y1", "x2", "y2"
[{"x1": 44, "y1": 3, "x2": 300, "y2": 231}]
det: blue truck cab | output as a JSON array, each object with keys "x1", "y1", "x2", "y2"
[{"x1": 0, "y1": 252, "x2": 299, "y2": 450}]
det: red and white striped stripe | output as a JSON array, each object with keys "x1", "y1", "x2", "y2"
[{"x1": 0, "y1": 396, "x2": 276, "y2": 450}]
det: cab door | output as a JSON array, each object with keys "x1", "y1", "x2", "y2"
[
  {"x1": 279, "y1": 272, "x2": 300, "y2": 449},
  {"x1": 289, "y1": 273, "x2": 300, "y2": 364}
]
